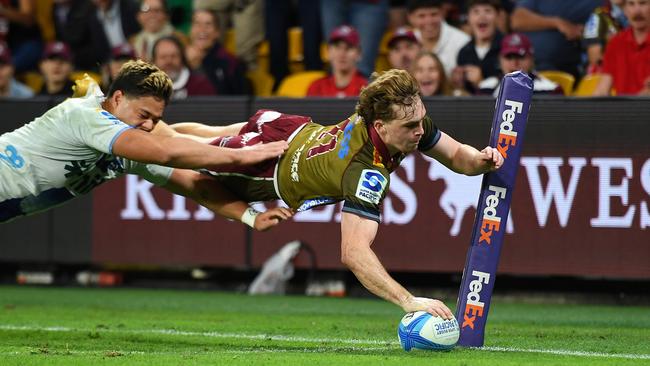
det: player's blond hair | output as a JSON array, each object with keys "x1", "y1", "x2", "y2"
[
  {"x1": 356, "y1": 69, "x2": 420, "y2": 125},
  {"x1": 107, "y1": 60, "x2": 173, "y2": 105}
]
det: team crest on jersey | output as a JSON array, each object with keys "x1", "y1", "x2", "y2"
[{"x1": 355, "y1": 169, "x2": 387, "y2": 204}]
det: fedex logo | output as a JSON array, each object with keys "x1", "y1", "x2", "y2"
[
  {"x1": 462, "y1": 270, "x2": 490, "y2": 330},
  {"x1": 479, "y1": 185, "x2": 507, "y2": 245},
  {"x1": 496, "y1": 100, "x2": 523, "y2": 159}
]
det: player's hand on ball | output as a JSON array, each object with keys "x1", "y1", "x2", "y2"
[
  {"x1": 239, "y1": 141, "x2": 289, "y2": 165},
  {"x1": 480, "y1": 146, "x2": 504, "y2": 171},
  {"x1": 254, "y1": 207, "x2": 294, "y2": 231},
  {"x1": 402, "y1": 296, "x2": 454, "y2": 320}
]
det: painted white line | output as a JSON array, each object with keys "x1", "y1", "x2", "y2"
[{"x1": 1, "y1": 324, "x2": 649, "y2": 360}]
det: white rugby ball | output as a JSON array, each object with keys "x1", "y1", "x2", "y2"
[{"x1": 397, "y1": 311, "x2": 459, "y2": 351}]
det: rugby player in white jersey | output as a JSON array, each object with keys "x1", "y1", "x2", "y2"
[{"x1": 0, "y1": 60, "x2": 291, "y2": 228}]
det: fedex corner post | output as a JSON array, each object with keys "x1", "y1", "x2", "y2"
[{"x1": 455, "y1": 71, "x2": 533, "y2": 347}]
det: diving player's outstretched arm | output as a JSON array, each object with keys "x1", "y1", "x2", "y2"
[
  {"x1": 340, "y1": 212, "x2": 454, "y2": 319},
  {"x1": 162, "y1": 169, "x2": 293, "y2": 231},
  {"x1": 112, "y1": 128, "x2": 288, "y2": 169},
  {"x1": 424, "y1": 131, "x2": 503, "y2": 175},
  {"x1": 151, "y1": 121, "x2": 247, "y2": 143}
]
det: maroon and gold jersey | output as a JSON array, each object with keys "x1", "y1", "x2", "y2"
[
  {"x1": 206, "y1": 110, "x2": 441, "y2": 223},
  {"x1": 276, "y1": 112, "x2": 440, "y2": 222}
]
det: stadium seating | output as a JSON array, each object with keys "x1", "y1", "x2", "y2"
[
  {"x1": 573, "y1": 74, "x2": 605, "y2": 96},
  {"x1": 275, "y1": 71, "x2": 326, "y2": 97},
  {"x1": 246, "y1": 69, "x2": 275, "y2": 97},
  {"x1": 539, "y1": 70, "x2": 575, "y2": 96}
]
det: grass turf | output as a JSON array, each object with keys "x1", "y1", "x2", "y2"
[{"x1": 0, "y1": 286, "x2": 648, "y2": 365}]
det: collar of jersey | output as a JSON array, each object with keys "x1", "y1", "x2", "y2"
[{"x1": 367, "y1": 123, "x2": 397, "y2": 170}]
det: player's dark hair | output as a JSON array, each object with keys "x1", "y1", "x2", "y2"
[
  {"x1": 107, "y1": 60, "x2": 173, "y2": 105},
  {"x1": 356, "y1": 69, "x2": 420, "y2": 125},
  {"x1": 466, "y1": 0, "x2": 501, "y2": 11},
  {"x1": 407, "y1": 0, "x2": 444, "y2": 13}
]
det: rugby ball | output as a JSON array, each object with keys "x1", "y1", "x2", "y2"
[{"x1": 397, "y1": 311, "x2": 459, "y2": 351}]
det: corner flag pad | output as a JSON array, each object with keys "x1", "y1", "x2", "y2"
[{"x1": 455, "y1": 71, "x2": 533, "y2": 347}]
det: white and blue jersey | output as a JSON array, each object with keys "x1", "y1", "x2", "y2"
[{"x1": 0, "y1": 86, "x2": 173, "y2": 223}]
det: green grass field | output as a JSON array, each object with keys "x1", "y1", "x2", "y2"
[{"x1": 0, "y1": 285, "x2": 648, "y2": 365}]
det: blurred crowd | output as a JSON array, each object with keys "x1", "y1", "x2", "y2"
[{"x1": 0, "y1": 0, "x2": 648, "y2": 99}]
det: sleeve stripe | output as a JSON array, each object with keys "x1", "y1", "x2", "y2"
[
  {"x1": 418, "y1": 128, "x2": 442, "y2": 152},
  {"x1": 108, "y1": 125, "x2": 133, "y2": 155},
  {"x1": 342, "y1": 204, "x2": 381, "y2": 223}
]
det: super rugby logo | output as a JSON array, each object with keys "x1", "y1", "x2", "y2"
[
  {"x1": 355, "y1": 169, "x2": 387, "y2": 205},
  {"x1": 479, "y1": 185, "x2": 507, "y2": 245},
  {"x1": 461, "y1": 270, "x2": 490, "y2": 330},
  {"x1": 496, "y1": 100, "x2": 523, "y2": 159}
]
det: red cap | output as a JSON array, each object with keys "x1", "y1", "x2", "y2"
[
  {"x1": 0, "y1": 41, "x2": 11, "y2": 64},
  {"x1": 111, "y1": 43, "x2": 136, "y2": 60},
  {"x1": 328, "y1": 25, "x2": 360, "y2": 47},
  {"x1": 388, "y1": 27, "x2": 419, "y2": 49},
  {"x1": 500, "y1": 33, "x2": 533, "y2": 57},
  {"x1": 43, "y1": 41, "x2": 73, "y2": 62}
]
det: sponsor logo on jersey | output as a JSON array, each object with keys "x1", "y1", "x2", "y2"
[
  {"x1": 355, "y1": 169, "x2": 387, "y2": 204},
  {"x1": 297, "y1": 197, "x2": 337, "y2": 211}
]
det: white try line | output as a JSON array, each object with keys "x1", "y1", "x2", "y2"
[{"x1": 1, "y1": 324, "x2": 649, "y2": 360}]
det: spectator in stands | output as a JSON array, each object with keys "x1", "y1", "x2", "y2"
[
  {"x1": 38, "y1": 41, "x2": 75, "y2": 96},
  {"x1": 57, "y1": 0, "x2": 140, "y2": 72},
  {"x1": 103, "y1": 43, "x2": 137, "y2": 88},
  {"x1": 594, "y1": 0, "x2": 650, "y2": 95},
  {"x1": 186, "y1": 9, "x2": 247, "y2": 95},
  {"x1": 265, "y1": 0, "x2": 323, "y2": 90},
  {"x1": 194, "y1": 0, "x2": 264, "y2": 71},
  {"x1": 510, "y1": 0, "x2": 600, "y2": 78},
  {"x1": 411, "y1": 51, "x2": 453, "y2": 96},
  {"x1": 0, "y1": 41, "x2": 33, "y2": 98},
  {"x1": 456, "y1": 0, "x2": 503, "y2": 94},
  {"x1": 478, "y1": 33, "x2": 563, "y2": 96},
  {"x1": 387, "y1": 26, "x2": 422, "y2": 71},
  {"x1": 307, "y1": 25, "x2": 368, "y2": 98},
  {"x1": 0, "y1": 0, "x2": 42, "y2": 73},
  {"x1": 153, "y1": 35, "x2": 216, "y2": 99},
  {"x1": 583, "y1": 0, "x2": 628, "y2": 74},
  {"x1": 321, "y1": 0, "x2": 389, "y2": 77},
  {"x1": 407, "y1": 0, "x2": 470, "y2": 76},
  {"x1": 132, "y1": 0, "x2": 188, "y2": 62}
]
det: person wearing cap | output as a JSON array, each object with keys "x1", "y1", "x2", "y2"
[
  {"x1": 38, "y1": 41, "x2": 76, "y2": 97},
  {"x1": 152, "y1": 35, "x2": 216, "y2": 99},
  {"x1": 306, "y1": 25, "x2": 368, "y2": 98},
  {"x1": 0, "y1": 59, "x2": 290, "y2": 228},
  {"x1": 387, "y1": 27, "x2": 422, "y2": 71},
  {"x1": 455, "y1": 0, "x2": 503, "y2": 94},
  {"x1": 131, "y1": 0, "x2": 189, "y2": 62},
  {"x1": 104, "y1": 43, "x2": 137, "y2": 88},
  {"x1": 0, "y1": 41, "x2": 33, "y2": 98},
  {"x1": 478, "y1": 33, "x2": 563, "y2": 96},
  {"x1": 407, "y1": 0, "x2": 470, "y2": 76}
]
